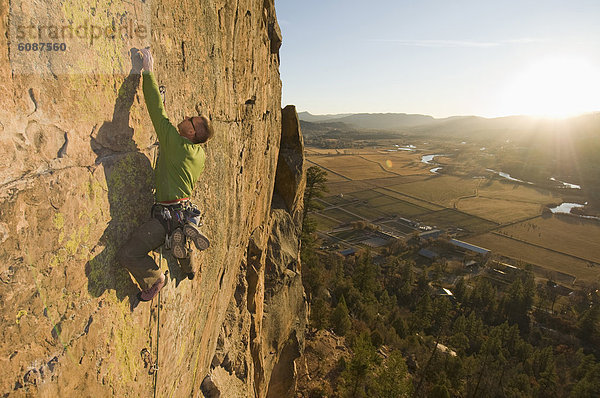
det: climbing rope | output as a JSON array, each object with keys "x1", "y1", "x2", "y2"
[
  {"x1": 152, "y1": 248, "x2": 162, "y2": 398},
  {"x1": 151, "y1": 113, "x2": 162, "y2": 398}
]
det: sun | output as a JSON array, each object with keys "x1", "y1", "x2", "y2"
[{"x1": 499, "y1": 56, "x2": 600, "y2": 118}]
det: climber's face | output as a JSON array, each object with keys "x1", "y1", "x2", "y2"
[{"x1": 177, "y1": 116, "x2": 206, "y2": 144}]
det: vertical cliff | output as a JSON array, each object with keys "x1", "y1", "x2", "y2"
[{"x1": 0, "y1": 0, "x2": 306, "y2": 396}]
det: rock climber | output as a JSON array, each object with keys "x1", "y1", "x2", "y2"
[{"x1": 117, "y1": 47, "x2": 214, "y2": 302}]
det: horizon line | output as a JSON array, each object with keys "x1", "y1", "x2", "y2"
[{"x1": 292, "y1": 109, "x2": 600, "y2": 120}]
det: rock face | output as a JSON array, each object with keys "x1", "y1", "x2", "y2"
[{"x1": 0, "y1": 0, "x2": 306, "y2": 396}]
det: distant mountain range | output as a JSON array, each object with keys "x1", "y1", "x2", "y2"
[
  {"x1": 297, "y1": 112, "x2": 354, "y2": 122},
  {"x1": 298, "y1": 111, "x2": 600, "y2": 140},
  {"x1": 298, "y1": 111, "x2": 435, "y2": 129}
]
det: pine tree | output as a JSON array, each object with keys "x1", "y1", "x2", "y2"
[
  {"x1": 571, "y1": 363, "x2": 600, "y2": 397},
  {"x1": 331, "y1": 295, "x2": 352, "y2": 336},
  {"x1": 430, "y1": 384, "x2": 451, "y2": 398},
  {"x1": 372, "y1": 351, "x2": 413, "y2": 397},
  {"x1": 578, "y1": 303, "x2": 600, "y2": 342},
  {"x1": 454, "y1": 277, "x2": 467, "y2": 302},
  {"x1": 310, "y1": 297, "x2": 330, "y2": 330},
  {"x1": 339, "y1": 333, "x2": 379, "y2": 397},
  {"x1": 411, "y1": 294, "x2": 433, "y2": 333},
  {"x1": 302, "y1": 166, "x2": 329, "y2": 235}
]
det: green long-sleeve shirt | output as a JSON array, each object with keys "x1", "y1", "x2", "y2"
[{"x1": 142, "y1": 71, "x2": 205, "y2": 202}]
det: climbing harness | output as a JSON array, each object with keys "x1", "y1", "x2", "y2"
[{"x1": 151, "y1": 200, "x2": 203, "y2": 251}]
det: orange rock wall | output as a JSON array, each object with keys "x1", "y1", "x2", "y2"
[{"x1": 0, "y1": 0, "x2": 305, "y2": 396}]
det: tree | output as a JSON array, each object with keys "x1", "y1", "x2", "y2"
[
  {"x1": 353, "y1": 252, "x2": 379, "y2": 297},
  {"x1": 501, "y1": 276, "x2": 535, "y2": 334},
  {"x1": 391, "y1": 260, "x2": 414, "y2": 302},
  {"x1": 339, "y1": 333, "x2": 379, "y2": 397},
  {"x1": 454, "y1": 277, "x2": 467, "y2": 303},
  {"x1": 430, "y1": 296, "x2": 452, "y2": 335},
  {"x1": 302, "y1": 166, "x2": 329, "y2": 234},
  {"x1": 464, "y1": 312, "x2": 485, "y2": 354},
  {"x1": 411, "y1": 294, "x2": 433, "y2": 333},
  {"x1": 468, "y1": 279, "x2": 498, "y2": 323},
  {"x1": 429, "y1": 384, "x2": 451, "y2": 398},
  {"x1": 540, "y1": 280, "x2": 560, "y2": 314},
  {"x1": 302, "y1": 251, "x2": 324, "y2": 296},
  {"x1": 571, "y1": 363, "x2": 600, "y2": 397},
  {"x1": 530, "y1": 346, "x2": 558, "y2": 396},
  {"x1": 310, "y1": 297, "x2": 330, "y2": 330},
  {"x1": 331, "y1": 295, "x2": 352, "y2": 336},
  {"x1": 578, "y1": 303, "x2": 600, "y2": 343},
  {"x1": 372, "y1": 351, "x2": 413, "y2": 397}
]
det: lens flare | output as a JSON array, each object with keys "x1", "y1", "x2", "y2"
[
  {"x1": 499, "y1": 55, "x2": 600, "y2": 118},
  {"x1": 385, "y1": 159, "x2": 393, "y2": 168}
]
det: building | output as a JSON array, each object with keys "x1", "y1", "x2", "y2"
[
  {"x1": 449, "y1": 239, "x2": 490, "y2": 255},
  {"x1": 418, "y1": 248, "x2": 439, "y2": 260},
  {"x1": 419, "y1": 229, "x2": 443, "y2": 240},
  {"x1": 339, "y1": 248, "x2": 356, "y2": 256}
]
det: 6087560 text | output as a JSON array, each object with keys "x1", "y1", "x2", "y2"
[{"x1": 17, "y1": 42, "x2": 66, "y2": 51}]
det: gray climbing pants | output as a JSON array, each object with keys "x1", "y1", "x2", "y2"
[{"x1": 117, "y1": 217, "x2": 193, "y2": 290}]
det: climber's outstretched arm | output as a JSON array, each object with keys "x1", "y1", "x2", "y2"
[{"x1": 138, "y1": 48, "x2": 178, "y2": 145}]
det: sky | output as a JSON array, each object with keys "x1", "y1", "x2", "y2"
[{"x1": 275, "y1": 0, "x2": 600, "y2": 118}]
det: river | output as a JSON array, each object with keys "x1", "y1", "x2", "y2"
[
  {"x1": 486, "y1": 169, "x2": 534, "y2": 185},
  {"x1": 421, "y1": 154, "x2": 447, "y2": 174},
  {"x1": 550, "y1": 202, "x2": 600, "y2": 220},
  {"x1": 550, "y1": 177, "x2": 581, "y2": 189}
]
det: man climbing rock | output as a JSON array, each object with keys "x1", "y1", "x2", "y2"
[{"x1": 117, "y1": 48, "x2": 214, "y2": 302}]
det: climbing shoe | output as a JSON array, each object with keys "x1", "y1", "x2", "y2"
[
  {"x1": 183, "y1": 223, "x2": 210, "y2": 251},
  {"x1": 138, "y1": 273, "x2": 166, "y2": 302},
  {"x1": 171, "y1": 227, "x2": 188, "y2": 259}
]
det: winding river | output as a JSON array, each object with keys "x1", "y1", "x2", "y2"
[
  {"x1": 550, "y1": 177, "x2": 581, "y2": 189},
  {"x1": 550, "y1": 202, "x2": 600, "y2": 220},
  {"x1": 421, "y1": 154, "x2": 447, "y2": 174},
  {"x1": 486, "y1": 169, "x2": 534, "y2": 185}
]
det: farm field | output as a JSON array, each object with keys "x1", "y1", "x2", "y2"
[
  {"x1": 324, "y1": 175, "x2": 433, "y2": 195},
  {"x1": 367, "y1": 175, "x2": 432, "y2": 187},
  {"x1": 347, "y1": 190, "x2": 382, "y2": 201},
  {"x1": 466, "y1": 233, "x2": 600, "y2": 284},
  {"x1": 322, "y1": 189, "x2": 443, "y2": 222},
  {"x1": 306, "y1": 159, "x2": 349, "y2": 183},
  {"x1": 305, "y1": 148, "x2": 343, "y2": 155},
  {"x1": 416, "y1": 209, "x2": 498, "y2": 234},
  {"x1": 496, "y1": 215, "x2": 600, "y2": 263},
  {"x1": 317, "y1": 195, "x2": 356, "y2": 207},
  {"x1": 344, "y1": 203, "x2": 387, "y2": 220},
  {"x1": 313, "y1": 213, "x2": 341, "y2": 231},
  {"x1": 352, "y1": 190, "x2": 435, "y2": 218},
  {"x1": 325, "y1": 180, "x2": 379, "y2": 195},
  {"x1": 308, "y1": 155, "x2": 396, "y2": 180},
  {"x1": 321, "y1": 208, "x2": 358, "y2": 224},
  {"x1": 456, "y1": 197, "x2": 542, "y2": 224},
  {"x1": 381, "y1": 220, "x2": 418, "y2": 235},
  {"x1": 331, "y1": 228, "x2": 370, "y2": 242},
  {"x1": 477, "y1": 180, "x2": 560, "y2": 204},
  {"x1": 385, "y1": 176, "x2": 482, "y2": 207},
  {"x1": 376, "y1": 200, "x2": 432, "y2": 218},
  {"x1": 358, "y1": 153, "x2": 430, "y2": 175},
  {"x1": 373, "y1": 188, "x2": 445, "y2": 211}
]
